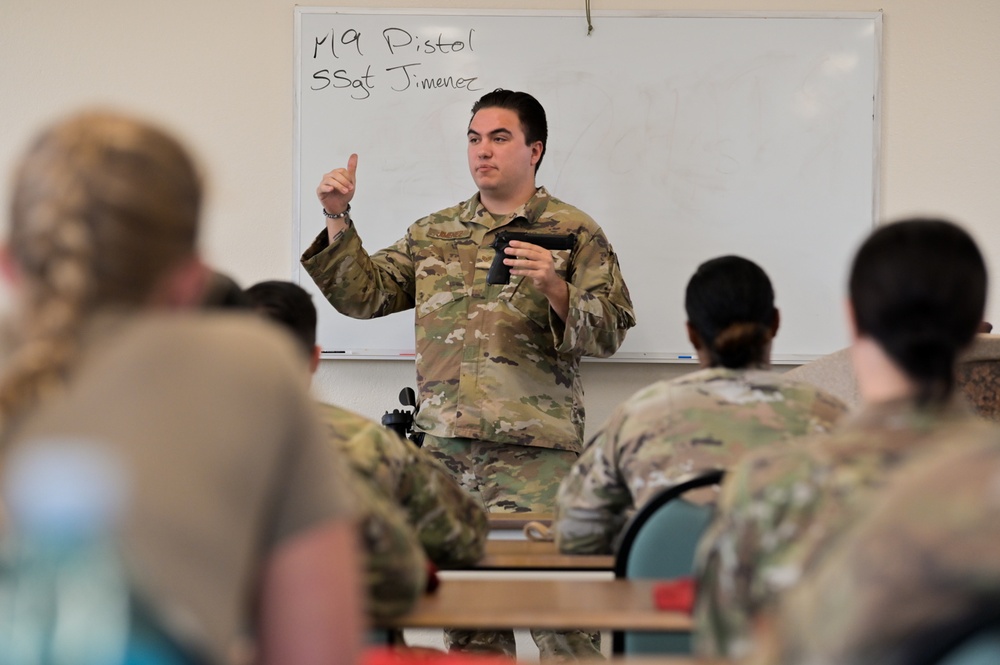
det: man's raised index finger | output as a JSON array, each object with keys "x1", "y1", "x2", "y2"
[{"x1": 347, "y1": 153, "x2": 358, "y2": 181}]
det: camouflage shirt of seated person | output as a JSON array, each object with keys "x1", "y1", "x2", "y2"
[
  {"x1": 694, "y1": 397, "x2": 991, "y2": 659},
  {"x1": 554, "y1": 367, "x2": 847, "y2": 555},
  {"x1": 343, "y1": 469, "x2": 428, "y2": 619},
  {"x1": 751, "y1": 430, "x2": 1000, "y2": 665},
  {"x1": 316, "y1": 401, "x2": 488, "y2": 567}
]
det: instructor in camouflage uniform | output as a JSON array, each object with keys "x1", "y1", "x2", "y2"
[
  {"x1": 302, "y1": 89, "x2": 636, "y2": 659},
  {"x1": 555, "y1": 256, "x2": 846, "y2": 555}
]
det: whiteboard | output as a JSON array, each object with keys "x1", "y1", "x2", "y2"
[{"x1": 293, "y1": 9, "x2": 881, "y2": 362}]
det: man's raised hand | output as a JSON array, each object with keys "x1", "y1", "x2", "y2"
[{"x1": 317, "y1": 153, "x2": 358, "y2": 216}]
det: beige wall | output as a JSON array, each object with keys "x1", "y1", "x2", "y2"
[{"x1": 2, "y1": 1, "x2": 998, "y2": 438}]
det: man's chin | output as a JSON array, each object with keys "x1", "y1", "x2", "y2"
[{"x1": 472, "y1": 176, "x2": 499, "y2": 192}]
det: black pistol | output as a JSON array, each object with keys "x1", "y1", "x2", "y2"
[{"x1": 487, "y1": 230, "x2": 577, "y2": 285}]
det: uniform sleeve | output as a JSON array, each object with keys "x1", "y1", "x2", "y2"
[
  {"x1": 554, "y1": 228, "x2": 636, "y2": 358},
  {"x1": 336, "y1": 414, "x2": 488, "y2": 568},
  {"x1": 346, "y1": 472, "x2": 430, "y2": 620},
  {"x1": 553, "y1": 416, "x2": 632, "y2": 555},
  {"x1": 309, "y1": 405, "x2": 430, "y2": 618},
  {"x1": 693, "y1": 448, "x2": 819, "y2": 659},
  {"x1": 693, "y1": 454, "x2": 761, "y2": 658},
  {"x1": 392, "y1": 436, "x2": 489, "y2": 567},
  {"x1": 300, "y1": 223, "x2": 416, "y2": 319},
  {"x1": 755, "y1": 441, "x2": 1000, "y2": 665}
]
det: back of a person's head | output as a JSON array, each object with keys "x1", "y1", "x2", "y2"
[
  {"x1": 849, "y1": 218, "x2": 987, "y2": 405},
  {"x1": 685, "y1": 255, "x2": 777, "y2": 369},
  {"x1": 1, "y1": 109, "x2": 202, "y2": 425},
  {"x1": 244, "y1": 280, "x2": 317, "y2": 359},
  {"x1": 201, "y1": 271, "x2": 251, "y2": 310}
]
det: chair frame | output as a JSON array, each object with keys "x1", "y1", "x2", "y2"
[
  {"x1": 613, "y1": 468, "x2": 726, "y2": 577},
  {"x1": 611, "y1": 468, "x2": 725, "y2": 654}
]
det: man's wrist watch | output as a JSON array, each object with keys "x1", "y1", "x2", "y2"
[{"x1": 322, "y1": 204, "x2": 351, "y2": 219}]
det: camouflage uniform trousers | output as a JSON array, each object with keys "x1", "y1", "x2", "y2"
[{"x1": 422, "y1": 434, "x2": 603, "y2": 660}]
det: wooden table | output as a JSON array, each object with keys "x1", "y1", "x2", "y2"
[
  {"x1": 487, "y1": 511, "x2": 552, "y2": 532},
  {"x1": 477, "y1": 539, "x2": 614, "y2": 571},
  {"x1": 377, "y1": 578, "x2": 692, "y2": 632}
]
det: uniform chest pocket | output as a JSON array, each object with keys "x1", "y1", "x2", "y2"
[{"x1": 414, "y1": 237, "x2": 470, "y2": 319}]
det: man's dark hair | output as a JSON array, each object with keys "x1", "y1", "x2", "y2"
[
  {"x1": 470, "y1": 89, "x2": 548, "y2": 171},
  {"x1": 849, "y1": 218, "x2": 987, "y2": 405},
  {"x1": 202, "y1": 271, "x2": 252, "y2": 310},
  {"x1": 685, "y1": 255, "x2": 777, "y2": 369},
  {"x1": 244, "y1": 280, "x2": 317, "y2": 358}
]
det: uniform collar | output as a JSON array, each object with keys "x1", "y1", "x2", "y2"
[
  {"x1": 845, "y1": 395, "x2": 973, "y2": 433},
  {"x1": 460, "y1": 187, "x2": 552, "y2": 229}
]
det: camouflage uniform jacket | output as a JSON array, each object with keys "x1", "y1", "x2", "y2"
[
  {"x1": 751, "y1": 431, "x2": 1000, "y2": 665},
  {"x1": 301, "y1": 187, "x2": 636, "y2": 452},
  {"x1": 341, "y1": 466, "x2": 428, "y2": 620},
  {"x1": 553, "y1": 367, "x2": 847, "y2": 555},
  {"x1": 694, "y1": 396, "x2": 987, "y2": 659},
  {"x1": 315, "y1": 401, "x2": 488, "y2": 567}
]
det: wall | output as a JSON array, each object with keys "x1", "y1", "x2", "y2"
[{"x1": 2, "y1": 0, "x2": 998, "y2": 440}]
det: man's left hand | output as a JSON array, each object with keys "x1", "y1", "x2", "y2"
[{"x1": 505, "y1": 240, "x2": 570, "y2": 321}]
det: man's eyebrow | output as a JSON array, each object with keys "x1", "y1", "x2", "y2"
[{"x1": 467, "y1": 127, "x2": 514, "y2": 137}]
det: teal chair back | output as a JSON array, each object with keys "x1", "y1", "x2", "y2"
[
  {"x1": 612, "y1": 469, "x2": 724, "y2": 655},
  {"x1": 938, "y1": 630, "x2": 1000, "y2": 665}
]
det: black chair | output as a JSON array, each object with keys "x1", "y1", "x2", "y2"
[{"x1": 612, "y1": 468, "x2": 725, "y2": 655}]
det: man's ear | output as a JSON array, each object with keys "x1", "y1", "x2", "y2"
[
  {"x1": 309, "y1": 344, "x2": 322, "y2": 375},
  {"x1": 153, "y1": 255, "x2": 211, "y2": 310},
  {"x1": 686, "y1": 321, "x2": 703, "y2": 351},
  {"x1": 529, "y1": 141, "x2": 543, "y2": 167},
  {"x1": 770, "y1": 307, "x2": 781, "y2": 339}
]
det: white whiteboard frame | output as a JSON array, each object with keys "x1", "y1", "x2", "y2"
[{"x1": 293, "y1": 8, "x2": 882, "y2": 363}]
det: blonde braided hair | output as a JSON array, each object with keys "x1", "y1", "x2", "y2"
[{"x1": 1, "y1": 110, "x2": 202, "y2": 426}]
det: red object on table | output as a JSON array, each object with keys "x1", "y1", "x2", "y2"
[
  {"x1": 652, "y1": 577, "x2": 696, "y2": 613},
  {"x1": 364, "y1": 646, "x2": 510, "y2": 665}
]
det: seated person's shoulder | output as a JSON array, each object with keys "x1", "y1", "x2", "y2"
[
  {"x1": 315, "y1": 401, "x2": 380, "y2": 442},
  {"x1": 314, "y1": 401, "x2": 412, "y2": 488},
  {"x1": 721, "y1": 441, "x2": 825, "y2": 508},
  {"x1": 55, "y1": 312, "x2": 308, "y2": 404},
  {"x1": 774, "y1": 375, "x2": 851, "y2": 424},
  {"x1": 123, "y1": 312, "x2": 306, "y2": 372}
]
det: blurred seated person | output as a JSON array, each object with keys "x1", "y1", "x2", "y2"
[
  {"x1": 554, "y1": 255, "x2": 847, "y2": 554},
  {"x1": 244, "y1": 281, "x2": 488, "y2": 570},
  {"x1": 751, "y1": 428, "x2": 1000, "y2": 665},
  {"x1": 214, "y1": 278, "x2": 432, "y2": 620},
  {"x1": 696, "y1": 218, "x2": 992, "y2": 659},
  {"x1": 0, "y1": 110, "x2": 364, "y2": 665}
]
